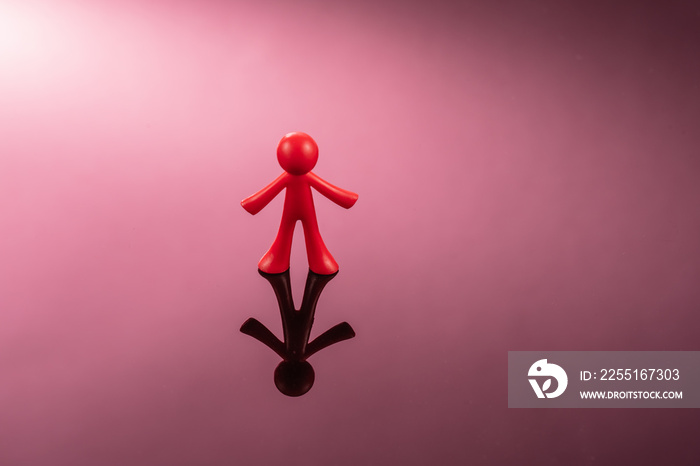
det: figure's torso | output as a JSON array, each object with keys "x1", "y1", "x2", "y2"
[{"x1": 283, "y1": 173, "x2": 315, "y2": 220}]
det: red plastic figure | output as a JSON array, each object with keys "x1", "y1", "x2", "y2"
[{"x1": 241, "y1": 132, "x2": 358, "y2": 275}]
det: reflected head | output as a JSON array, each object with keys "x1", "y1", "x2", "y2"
[{"x1": 274, "y1": 360, "x2": 315, "y2": 397}]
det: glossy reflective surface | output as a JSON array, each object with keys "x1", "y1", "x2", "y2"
[
  {"x1": 1, "y1": 1, "x2": 699, "y2": 465},
  {"x1": 241, "y1": 269, "x2": 355, "y2": 396}
]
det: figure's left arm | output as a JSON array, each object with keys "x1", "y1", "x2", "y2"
[
  {"x1": 241, "y1": 172, "x2": 288, "y2": 215},
  {"x1": 307, "y1": 172, "x2": 358, "y2": 209}
]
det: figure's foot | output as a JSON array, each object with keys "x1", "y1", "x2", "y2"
[
  {"x1": 308, "y1": 252, "x2": 339, "y2": 275},
  {"x1": 258, "y1": 250, "x2": 290, "y2": 274}
]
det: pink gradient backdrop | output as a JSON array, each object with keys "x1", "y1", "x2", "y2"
[{"x1": 1, "y1": 0, "x2": 699, "y2": 464}]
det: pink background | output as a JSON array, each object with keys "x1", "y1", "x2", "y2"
[{"x1": 1, "y1": 0, "x2": 699, "y2": 464}]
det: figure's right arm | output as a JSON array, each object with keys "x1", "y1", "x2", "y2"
[{"x1": 241, "y1": 173, "x2": 288, "y2": 215}]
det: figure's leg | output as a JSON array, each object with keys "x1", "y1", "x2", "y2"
[
  {"x1": 301, "y1": 215, "x2": 338, "y2": 275},
  {"x1": 258, "y1": 215, "x2": 296, "y2": 273}
]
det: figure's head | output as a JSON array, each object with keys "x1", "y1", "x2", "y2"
[
  {"x1": 274, "y1": 360, "x2": 315, "y2": 397},
  {"x1": 277, "y1": 132, "x2": 318, "y2": 175}
]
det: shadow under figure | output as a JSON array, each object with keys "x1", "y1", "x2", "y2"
[{"x1": 240, "y1": 269, "x2": 355, "y2": 397}]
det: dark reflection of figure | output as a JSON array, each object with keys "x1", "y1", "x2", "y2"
[{"x1": 240, "y1": 269, "x2": 355, "y2": 397}]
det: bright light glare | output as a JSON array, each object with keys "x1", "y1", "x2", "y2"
[{"x1": 0, "y1": 2, "x2": 46, "y2": 62}]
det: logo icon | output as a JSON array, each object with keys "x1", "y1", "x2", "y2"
[{"x1": 528, "y1": 359, "x2": 568, "y2": 398}]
